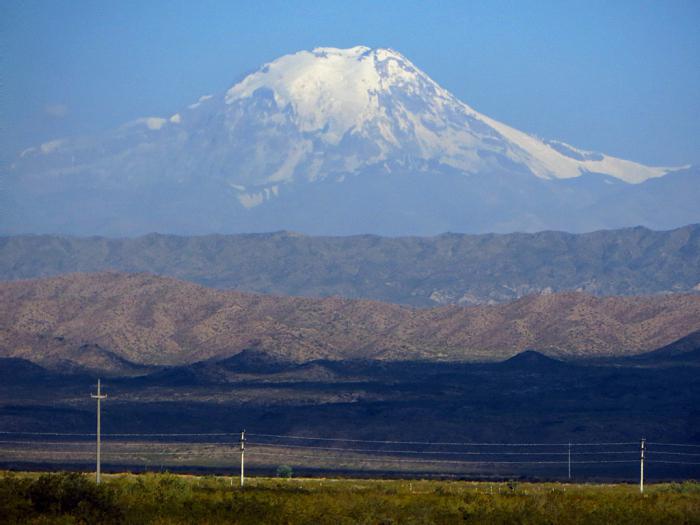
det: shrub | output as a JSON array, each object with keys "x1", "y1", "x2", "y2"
[
  {"x1": 27, "y1": 472, "x2": 123, "y2": 523},
  {"x1": 3, "y1": 472, "x2": 700, "y2": 524},
  {"x1": 276, "y1": 465, "x2": 293, "y2": 479},
  {"x1": 0, "y1": 473, "x2": 33, "y2": 523}
]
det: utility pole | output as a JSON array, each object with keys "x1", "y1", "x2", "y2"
[
  {"x1": 640, "y1": 438, "x2": 646, "y2": 494},
  {"x1": 91, "y1": 379, "x2": 107, "y2": 484},
  {"x1": 568, "y1": 442, "x2": 571, "y2": 480},
  {"x1": 240, "y1": 430, "x2": 246, "y2": 488}
]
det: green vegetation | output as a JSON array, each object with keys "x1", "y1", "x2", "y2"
[
  {"x1": 276, "y1": 465, "x2": 293, "y2": 479},
  {"x1": 1, "y1": 471, "x2": 698, "y2": 524}
]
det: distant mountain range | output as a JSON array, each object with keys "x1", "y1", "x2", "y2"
[
  {"x1": 3, "y1": 46, "x2": 698, "y2": 236},
  {"x1": 2, "y1": 272, "x2": 700, "y2": 374},
  {"x1": 2, "y1": 224, "x2": 699, "y2": 306}
]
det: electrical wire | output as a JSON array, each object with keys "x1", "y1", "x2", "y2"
[
  {"x1": 0, "y1": 440, "x2": 94, "y2": 445},
  {"x1": 249, "y1": 450, "x2": 638, "y2": 465},
  {"x1": 1, "y1": 432, "x2": 698, "y2": 472},
  {"x1": 247, "y1": 433, "x2": 638, "y2": 447},
  {"x1": 0, "y1": 431, "x2": 96, "y2": 436},
  {"x1": 0, "y1": 431, "x2": 237, "y2": 437},
  {"x1": 0, "y1": 447, "x2": 236, "y2": 454},
  {"x1": 246, "y1": 442, "x2": 637, "y2": 456},
  {"x1": 105, "y1": 433, "x2": 238, "y2": 437},
  {"x1": 647, "y1": 442, "x2": 700, "y2": 448},
  {"x1": 647, "y1": 451, "x2": 700, "y2": 457},
  {"x1": 647, "y1": 460, "x2": 700, "y2": 465}
]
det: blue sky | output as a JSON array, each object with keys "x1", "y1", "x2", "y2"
[{"x1": 2, "y1": 0, "x2": 699, "y2": 166}]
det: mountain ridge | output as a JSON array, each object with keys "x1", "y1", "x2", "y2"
[
  {"x1": 2, "y1": 272, "x2": 700, "y2": 374},
  {"x1": 2, "y1": 224, "x2": 699, "y2": 306}
]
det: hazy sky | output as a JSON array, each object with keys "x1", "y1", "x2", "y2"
[{"x1": 2, "y1": 0, "x2": 699, "y2": 167}]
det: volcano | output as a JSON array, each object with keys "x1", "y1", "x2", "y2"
[{"x1": 5, "y1": 46, "x2": 698, "y2": 236}]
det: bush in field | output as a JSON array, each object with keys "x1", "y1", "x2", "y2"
[
  {"x1": 276, "y1": 465, "x2": 293, "y2": 479},
  {"x1": 0, "y1": 473, "x2": 32, "y2": 523},
  {"x1": 657, "y1": 480, "x2": 700, "y2": 494},
  {"x1": 27, "y1": 472, "x2": 123, "y2": 524}
]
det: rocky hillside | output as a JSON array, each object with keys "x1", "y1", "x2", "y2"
[
  {"x1": 1, "y1": 224, "x2": 699, "y2": 306},
  {"x1": 2, "y1": 272, "x2": 700, "y2": 373}
]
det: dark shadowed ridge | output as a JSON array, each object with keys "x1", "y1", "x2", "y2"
[
  {"x1": 0, "y1": 358, "x2": 50, "y2": 383},
  {"x1": 496, "y1": 349, "x2": 570, "y2": 371},
  {"x1": 625, "y1": 330, "x2": 700, "y2": 364},
  {"x1": 215, "y1": 348, "x2": 297, "y2": 373}
]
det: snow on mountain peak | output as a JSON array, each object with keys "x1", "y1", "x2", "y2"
[
  {"x1": 225, "y1": 46, "x2": 442, "y2": 144},
  {"x1": 223, "y1": 46, "x2": 672, "y2": 183},
  {"x1": 14, "y1": 46, "x2": 678, "y2": 192},
  {"x1": 6, "y1": 46, "x2": 696, "y2": 236}
]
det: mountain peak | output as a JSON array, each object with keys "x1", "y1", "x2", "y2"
[
  {"x1": 221, "y1": 45, "x2": 672, "y2": 184},
  {"x1": 6, "y1": 46, "x2": 695, "y2": 236},
  {"x1": 312, "y1": 45, "x2": 371, "y2": 56},
  {"x1": 224, "y1": 45, "x2": 435, "y2": 145}
]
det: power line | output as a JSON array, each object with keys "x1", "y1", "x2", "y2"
[
  {"x1": 647, "y1": 451, "x2": 700, "y2": 457},
  {"x1": 647, "y1": 460, "x2": 700, "y2": 465},
  {"x1": 0, "y1": 432, "x2": 96, "y2": 436},
  {"x1": 3, "y1": 430, "x2": 696, "y2": 448},
  {"x1": 0, "y1": 439, "x2": 643, "y2": 455},
  {"x1": 0, "y1": 449, "x2": 95, "y2": 454},
  {"x1": 105, "y1": 433, "x2": 238, "y2": 437},
  {"x1": 0, "y1": 440, "x2": 94, "y2": 445},
  {"x1": 249, "y1": 450, "x2": 638, "y2": 465},
  {"x1": 647, "y1": 442, "x2": 700, "y2": 448},
  {"x1": 247, "y1": 442, "x2": 637, "y2": 456},
  {"x1": 1, "y1": 447, "x2": 682, "y2": 464},
  {"x1": 0, "y1": 448, "x2": 234, "y2": 456},
  {"x1": 247, "y1": 433, "x2": 638, "y2": 447},
  {"x1": 2, "y1": 431, "x2": 698, "y2": 476},
  {"x1": 0, "y1": 443, "x2": 640, "y2": 458},
  {"x1": 0, "y1": 440, "x2": 238, "y2": 446},
  {"x1": 0, "y1": 431, "x2": 238, "y2": 437}
]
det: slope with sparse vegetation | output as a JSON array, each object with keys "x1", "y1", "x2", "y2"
[{"x1": 2, "y1": 272, "x2": 700, "y2": 372}]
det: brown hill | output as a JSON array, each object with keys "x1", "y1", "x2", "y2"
[{"x1": 2, "y1": 272, "x2": 700, "y2": 373}]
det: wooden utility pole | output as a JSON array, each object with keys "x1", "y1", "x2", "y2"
[
  {"x1": 240, "y1": 430, "x2": 246, "y2": 487},
  {"x1": 91, "y1": 379, "x2": 107, "y2": 484},
  {"x1": 568, "y1": 442, "x2": 571, "y2": 480},
  {"x1": 640, "y1": 438, "x2": 646, "y2": 494}
]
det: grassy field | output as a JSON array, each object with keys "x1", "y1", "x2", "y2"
[{"x1": 1, "y1": 471, "x2": 699, "y2": 524}]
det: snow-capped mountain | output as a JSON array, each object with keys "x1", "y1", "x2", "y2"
[{"x1": 3, "y1": 46, "x2": 698, "y2": 236}]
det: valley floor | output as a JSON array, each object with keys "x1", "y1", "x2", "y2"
[{"x1": 1, "y1": 471, "x2": 699, "y2": 524}]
